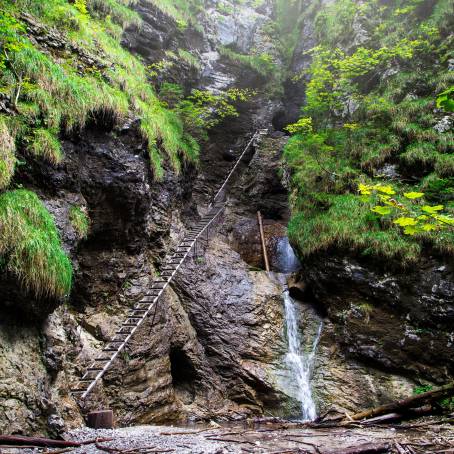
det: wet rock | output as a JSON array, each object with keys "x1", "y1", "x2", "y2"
[{"x1": 301, "y1": 254, "x2": 454, "y2": 383}]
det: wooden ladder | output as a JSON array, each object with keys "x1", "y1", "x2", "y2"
[{"x1": 71, "y1": 130, "x2": 266, "y2": 401}]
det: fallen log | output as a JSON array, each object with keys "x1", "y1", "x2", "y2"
[
  {"x1": 349, "y1": 382, "x2": 454, "y2": 421},
  {"x1": 0, "y1": 435, "x2": 80, "y2": 448},
  {"x1": 0, "y1": 435, "x2": 113, "y2": 448},
  {"x1": 323, "y1": 443, "x2": 390, "y2": 454}
]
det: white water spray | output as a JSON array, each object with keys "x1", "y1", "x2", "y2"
[{"x1": 283, "y1": 289, "x2": 322, "y2": 421}]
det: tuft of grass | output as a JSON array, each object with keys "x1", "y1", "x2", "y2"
[
  {"x1": 0, "y1": 116, "x2": 16, "y2": 189},
  {"x1": 435, "y1": 154, "x2": 454, "y2": 178},
  {"x1": 148, "y1": 0, "x2": 203, "y2": 28},
  {"x1": 400, "y1": 142, "x2": 438, "y2": 169},
  {"x1": 69, "y1": 205, "x2": 89, "y2": 238},
  {"x1": 0, "y1": 189, "x2": 72, "y2": 298},
  {"x1": 29, "y1": 128, "x2": 63, "y2": 164},
  {"x1": 219, "y1": 46, "x2": 277, "y2": 77},
  {"x1": 178, "y1": 49, "x2": 201, "y2": 69},
  {"x1": 87, "y1": 0, "x2": 142, "y2": 28}
]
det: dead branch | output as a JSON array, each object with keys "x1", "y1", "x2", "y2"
[
  {"x1": 349, "y1": 383, "x2": 454, "y2": 421},
  {"x1": 204, "y1": 437, "x2": 256, "y2": 445},
  {"x1": 160, "y1": 428, "x2": 212, "y2": 436},
  {"x1": 284, "y1": 438, "x2": 322, "y2": 453},
  {"x1": 0, "y1": 436, "x2": 80, "y2": 448}
]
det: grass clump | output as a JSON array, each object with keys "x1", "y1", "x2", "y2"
[
  {"x1": 0, "y1": 189, "x2": 72, "y2": 298},
  {"x1": 87, "y1": 0, "x2": 142, "y2": 28},
  {"x1": 219, "y1": 46, "x2": 276, "y2": 78},
  {"x1": 435, "y1": 154, "x2": 454, "y2": 178},
  {"x1": 69, "y1": 205, "x2": 89, "y2": 238},
  {"x1": 0, "y1": 116, "x2": 16, "y2": 189},
  {"x1": 29, "y1": 128, "x2": 63, "y2": 164}
]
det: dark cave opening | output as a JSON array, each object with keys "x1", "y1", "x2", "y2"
[
  {"x1": 272, "y1": 109, "x2": 290, "y2": 133},
  {"x1": 169, "y1": 347, "x2": 198, "y2": 403}
]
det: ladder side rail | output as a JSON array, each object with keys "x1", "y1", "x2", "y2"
[
  {"x1": 77, "y1": 203, "x2": 226, "y2": 400},
  {"x1": 210, "y1": 132, "x2": 258, "y2": 207}
]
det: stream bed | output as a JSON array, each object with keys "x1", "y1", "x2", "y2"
[{"x1": 7, "y1": 420, "x2": 451, "y2": 453}]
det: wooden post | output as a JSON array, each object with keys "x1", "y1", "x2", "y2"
[
  {"x1": 257, "y1": 211, "x2": 270, "y2": 272},
  {"x1": 87, "y1": 410, "x2": 114, "y2": 429}
]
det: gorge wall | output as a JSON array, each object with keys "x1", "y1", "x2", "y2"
[{"x1": 0, "y1": 0, "x2": 452, "y2": 437}]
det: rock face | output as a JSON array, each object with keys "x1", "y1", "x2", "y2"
[
  {"x1": 302, "y1": 255, "x2": 454, "y2": 384},
  {"x1": 1, "y1": 0, "x2": 453, "y2": 438}
]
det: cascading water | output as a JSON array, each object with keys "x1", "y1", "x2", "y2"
[
  {"x1": 273, "y1": 236, "x2": 322, "y2": 421},
  {"x1": 283, "y1": 289, "x2": 322, "y2": 421}
]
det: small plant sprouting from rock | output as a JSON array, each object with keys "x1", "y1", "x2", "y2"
[{"x1": 69, "y1": 205, "x2": 89, "y2": 239}]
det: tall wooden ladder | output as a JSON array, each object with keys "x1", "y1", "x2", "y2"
[{"x1": 71, "y1": 129, "x2": 267, "y2": 401}]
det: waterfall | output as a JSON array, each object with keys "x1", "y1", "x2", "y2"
[
  {"x1": 274, "y1": 237, "x2": 301, "y2": 274},
  {"x1": 283, "y1": 289, "x2": 322, "y2": 421}
]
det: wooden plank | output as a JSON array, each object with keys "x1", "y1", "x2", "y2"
[{"x1": 257, "y1": 211, "x2": 270, "y2": 272}]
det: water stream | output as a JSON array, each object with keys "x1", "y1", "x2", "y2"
[
  {"x1": 273, "y1": 236, "x2": 322, "y2": 421},
  {"x1": 283, "y1": 289, "x2": 322, "y2": 421}
]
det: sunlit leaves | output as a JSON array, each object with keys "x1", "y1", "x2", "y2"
[
  {"x1": 285, "y1": 117, "x2": 313, "y2": 135},
  {"x1": 358, "y1": 183, "x2": 454, "y2": 235},
  {"x1": 394, "y1": 217, "x2": 417, "y2": 227},
  {"x1": 372, "y1": 205, "x2": 392, "y2": 215},
  {"x1": 404, "y1": 192, "x2": 424, "y2": 199},
  {"x1": 422, "y1": 205, "x2": 444, "y2": 214},
  {"x1": 436, "y1": 86, "x2": 454, "y2": 112}
]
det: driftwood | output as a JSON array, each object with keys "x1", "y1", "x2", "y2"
[
  {"x1": 323, "y1": 443, "x2": 390, "y2": 454},
  {"x1": 0, "y1": 435, "x2": 80, "y2": 448},
  {"x1": 0, "y1": 435, "x2": 112, "y2": 448},
  {"x1": 349, "y1": 382, "x2": 454, "y2": 421}
]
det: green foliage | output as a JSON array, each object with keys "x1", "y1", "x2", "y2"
[
  {"x1": 162, "y1": 86, "x2": 256, "y2": 141},
  {"x1": 74, "y1": 0, "x2": 88, "y2": 15},
  {"x1": 359, "y1": 183, "x2": 454, "y2": 235},
  {"x1": 436, "y1": 86, "x2": 454, "y2": 112},
  {"x1": 284, "y1": 117, "x2": 313, "y2": 135},
  {"x1": 0, "y1": 189, "x2": 72, "y2": 298},
  {"x1": 0, "y1": 11, "x2": 26, "y2": 70},
  {"x1": 284, "y1": 0, "x2": 453, "y2": 262},
  {"x1": 0, "y1": 116, "x2": 16, "y2": 189},
  {"x1": 69, "y1": 205, "x2": 89, "y2": 238}
]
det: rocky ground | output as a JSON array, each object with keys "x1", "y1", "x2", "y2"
[{"x1": 1, "y1": 419, "x2": 453, "y2": 454}]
